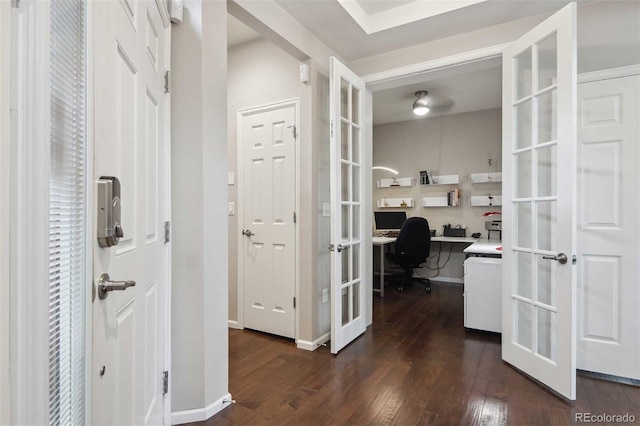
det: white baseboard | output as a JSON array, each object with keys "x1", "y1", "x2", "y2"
[
  {"x1": 228, "y1": 320, "x2": 242, "y2": 329},
  {"x1": 296, "y1": 332, "x2": 330, "y2": 351},
  {"x1": 171, "y1": 392, "x2": 233, "y2": 425}
]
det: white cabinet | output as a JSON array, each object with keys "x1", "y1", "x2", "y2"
[{"x1": 464, "y1": 256, "x2": 502, "y2": 333}]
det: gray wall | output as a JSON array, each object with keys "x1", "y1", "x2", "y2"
[
  {"x1": 171, "y1": 0, "x2": 229, "y2": 413},
  {"x1": 373, "y1": 108, "x2": 502, "y2": 281}
]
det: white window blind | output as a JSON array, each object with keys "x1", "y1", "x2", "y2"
[{"x1": 48, "y1": 0, "x2": 86, "y2": 424}]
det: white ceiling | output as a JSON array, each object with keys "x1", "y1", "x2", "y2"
[
  {"x1": 373, "y1": 59, "x2": 502, "y2": 125},
  {"x1": 227, "y1": 14, "x2": 262, "y2": 48},
  {"x1": 274, "y1": 0, "x2": 574, "y2": 62}
]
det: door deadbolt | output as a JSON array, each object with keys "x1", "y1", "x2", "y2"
[{"x1": 97, "y1": 273, "x2": 136, "y2": 300}]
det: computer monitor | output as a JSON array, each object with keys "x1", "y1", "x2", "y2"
[{"x1": 374, "y1": 211, "x2": 407, "y2": 232}]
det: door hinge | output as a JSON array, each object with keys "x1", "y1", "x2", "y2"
[
  {"x1": 164, "y1": 70, "x2": 171, "y2": 94},
  {"x1": 163, "y1": 371, "x2": 169, "y2": 395},
  {"x1": 288, "y1": 125, "x2": 297, "y2": 139},
  {"x1": 293, "y1": 297, "x2": 296, "y2": 308},
  {"x1": 164, "y1": 221, "x2": 171, "y2": 243},
  {"x1": 293, "y1": 212, "x2": 296, "y2": 224}
]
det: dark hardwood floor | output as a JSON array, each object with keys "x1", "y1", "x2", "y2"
[{"x1": 201, "y1": 282, "x2": 640, "y2": 425}]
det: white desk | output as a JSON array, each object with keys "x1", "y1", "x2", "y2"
[{"x1": 372, "y1": 235, "x2": 476, "y2": 297}]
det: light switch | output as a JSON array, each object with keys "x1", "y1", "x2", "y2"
[
  {"x1": 228, "y1": 172, "x2": 235, "y2": 185},
  {"x1": 228, "y1": 202, "x2": 235, "y2": 215},
  {"x1": 322, "y1": 288, "x2": 329, "y2": 303},
  {"x1": 322, "y1": 203, "x2": 331, "y2": 217}
]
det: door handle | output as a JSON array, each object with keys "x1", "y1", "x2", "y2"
[
  {"x1": 242, "y1": 229, "x2": 254, "y2": 237},
  {"x1": 98, "y1": 273, "x2": 136, "y2": 300},
  {"x1": 542, "y1": 252, "x2": 568, "y2": 264},
  {"x1": 328, "y1": 244, "x2": 348, "y2": 253}
]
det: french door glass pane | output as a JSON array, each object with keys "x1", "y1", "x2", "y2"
[
  {"x1": 537, "y1": 144, "x2": 557, "y2": 197},
  {"x1": 537, "y1": 308, "x2": 556, "y2": 361},
  {"x1": 515, "y1": 300, "x2": 532, "y2": 349},
  {"x1": 352, "y1": 205, "x2": 360, "y2": 240},
  {"x1": 341, "y1": 205, "x2": 349, "y2": 242},
  {"x1": 515, "y1": 251, "x2": 532, "y2": 299},
  {"x1": 538, "y1": 90, "x2": 557, "y2": 144},
  {"x1": 352, "y1": 126, "x2": 359, "y2": 164},
  {"x1": 515, "y1": 100, "x2": 532, "y2": 149},
  {"x1": 537, "y1": 254, "x2": 554, "y2": 306},
  {"x1": 341, "y1": 287, "x2": 349, "y2": 325},
  {"x1": 341, "y1": 163, "x2": 349, "y2": 201},
  {"x1": 537, "y1": 33, "x2": 558, "y2": 90},
  {"x1": 515, "y1": 151, "x2": 532, "y2": 198},
  {"x1": 340, "y1": 79, "x2": 349, "y2": 120},
  {"x1": 341, "y1": 250, "x2": 349, "y2": 283},
  {"x1": 515, "y1": 48, "x2": 533, "y2": 100},
  {"x1": 352, "y1": 282, "x2": 360, "y2": 318},
  {"x1": 341, "y1": 121, "x2": 349, "y2": 160},
  {"x1": 351, "y1": 87, "x2": 359, "y2": 125},
  {"x1": 537, "y1": 200, "x2": 557, "y2": 251},
  {"x1": 352, "y1": 245, "x2": 360, "y2": 280},
  {"x1": 515, "y1": 202, "x2": 532, "y2": 248},
  {"x1": 352, "y1": 165, "x2": 360, "y2": 202}
]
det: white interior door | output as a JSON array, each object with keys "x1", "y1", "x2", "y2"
[
  {"x1": 93, "y1": 1, "x2": 170, "y2": 424},
  {"x1": 241, "y1": 102, "x2": 297, "y2": 339},
  {"x1": 502, "y1": 3, "x2": 577, "y2": 400},
  {"x1": 577, "y1": 74, "x2": 640, "y2": 379},
  {"x1": 329, "y1": 57, "x2": 367, "y2": 354}
]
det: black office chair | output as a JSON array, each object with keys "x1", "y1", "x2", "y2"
[{"x1": 386, "y1": 217, "x2": 432, "y2": 293}]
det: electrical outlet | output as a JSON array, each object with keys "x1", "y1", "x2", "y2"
[
  {"x1": 228, "y1": 172, "x2": 235, "y2": 185},
  {"x1": 322, "y1": 288, "x2": 328, "y2": 303}
]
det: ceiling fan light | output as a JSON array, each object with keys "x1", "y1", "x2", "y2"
[{"x1": 412, "y1": 90, "x2": 430, "y2": 116}]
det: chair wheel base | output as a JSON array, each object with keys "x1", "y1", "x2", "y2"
[
  {"x1": 398, "y1": 286, "x2": 404, "y2": 292},
  {"x1": 425, "y1": 287, "x2": 431, "y2": 293}
]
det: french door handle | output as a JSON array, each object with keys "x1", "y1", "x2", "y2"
[
  {"x1": 542, "y1": 253, "x2": 568, "y2": 264},
  {"x1": 328, "y1": 244, "x2": 348, "y2": 252},
  {"x1": 242, "y1": 229, "x2": 254, "y2": 237},
  {"x1": 98, "y1": 273, "x2": 136, "y2": 300}
]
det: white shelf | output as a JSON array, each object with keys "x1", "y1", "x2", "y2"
[
  {"x1": 377, "y1": 198, "x2": 413, "y2": 208},
  {"x1": 470, "y1": 172, "x2": 502, "y2": 183},
  {"x1": 423, "y1": 197, "x2": 448, "y2": 207},
  {"x1": 469, "y1": 195, "x2": 502, "y2": 206},
  {"x1": 427, "y1": 174, "x2": 459, "y2": 185},
  {"x1": 377, "y1": 177, "x2": 414, "y2": 188}
]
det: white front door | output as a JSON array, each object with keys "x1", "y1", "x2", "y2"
[
  {"x1": 240, "y1": 101, "x2": 297, "y2": 339},
  {"x1": 92, "y1": 1, "x2": 170, "y2": 424},
  {"x1": 502, "y1": 3, "x2": 577, "y2": 399},
  {"x1": 329, "y1": 57, "x2": 367, "y2": 354},
  {"x1": 577, "y1": 74, "x2": 640, "y2": 379}
]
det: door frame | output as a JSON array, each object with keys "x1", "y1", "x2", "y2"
[{"x1": 236, "y1": 98, "x2": 301, "y2": 341}]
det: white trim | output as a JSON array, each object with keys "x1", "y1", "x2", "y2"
[
  {"x1": 296, "y1": 332, "x2": 330, "y2": 351},
  {"x1": 228, "y1": 320, "x2": 242, "y2": 329},
  {"x1": 161, "y1": 19, "x2": 173, "y2": 426},
  {"x1": 10, "y1": 1, "x2": 51, "y2": 424},
  {"x1": 171, "y1": 393, "x2": 233, "y2": 425},
  {"x1": 361, "y1": 43, "x2": 508, "y2": 88},
  {"x1": 155, "y1": 0, "x2": 171, "y2": 29},
  {"x1": 236, "y1": 98, "x2": 300, "y2": 339},
  {"x1": 84, "y1": 0, "x2": 95, "y2": 422},
  {"x1": 0, "y1": 1, "x2": 12, "y2": 424},
  {"x1": 578, "y1": 64, "x2": 640, "y2": 84}
]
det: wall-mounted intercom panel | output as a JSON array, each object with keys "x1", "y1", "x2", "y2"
[{"x1": 97, "y1": 176, "x2": 124, "y2": 248}]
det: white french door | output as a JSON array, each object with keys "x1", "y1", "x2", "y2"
[
  {"x1": 502, "y1": 3, "x2": 577, "y2": 399},
  {"x1": 92, "y1": 0, "x2": 170, "y2": 424},
  {"x1": 329, "y1": 57, "x2": 367, "y2": 354}
]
